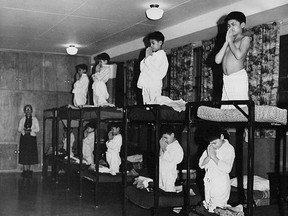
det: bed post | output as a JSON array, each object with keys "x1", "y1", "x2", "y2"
[
  {"x1": 246, "y1": 101, "x2": 255, "y2": 216},
  {"x1": 94, "y1": 108, "x2": 101, "y2": 207},
  {"x1": 153, "y1": 106, "x2": 160, "y2": 216},
  {"x1": 55, "y1": 112, "x2": 60, "y2": 183},
  {"x1": 66, "y1": 108, "x2": 72, "y2": 191},
  {"x1": 122, "y1": 107, "x2": 128, "y2": 216},
  {"x1": 185, "y1": 102, "x2": 192, "y2": 215},
  {"x1": 79, "y1": 109, "x2": 84, "y2": 198},
  {"x1": 42, "y1": 111, "x2": 47, "y2": 177}
]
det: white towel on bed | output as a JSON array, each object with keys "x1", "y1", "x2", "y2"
[{"x1": 155, "y1": 96, "x2": 186, "y2": 112}]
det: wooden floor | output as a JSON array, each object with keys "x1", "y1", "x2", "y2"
[
  {"x1": 0, "y1": 172, "x2": 177, "y2": 216},
  {"x1": 0, "y1": 172, "x2": 287, "y2": 216}
]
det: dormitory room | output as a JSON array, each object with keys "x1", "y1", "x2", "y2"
[{"x1": 0, "y1": 1, "x2": 288, "y2": 216}]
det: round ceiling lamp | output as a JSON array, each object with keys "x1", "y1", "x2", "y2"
[
  {"x1": 66, "y1": 45, "x2": 78, "y2": 55},
  {"x1": 146, "y1": 4, "x2": 164, "y2": 20}
]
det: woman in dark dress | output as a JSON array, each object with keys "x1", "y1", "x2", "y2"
[{"x1": 18, "y1": 104, "x2": 40, "y2": 177}]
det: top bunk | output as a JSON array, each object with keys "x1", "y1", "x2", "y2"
[
  {"x1": 124, "y1": 100, "x2": 287, "y2": 127},
  {"x1": 186, "y1": 100, "x2": 287, "y2": 127},
  {"x1": 44, "y1": 105, "x2": 123, "y2": 122},
  {"x1": 125, "y1": 104, "x2": 186, "y2": 124}
]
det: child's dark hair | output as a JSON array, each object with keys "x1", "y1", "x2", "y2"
[
  {"x1": 109, "y1": 122, "x2": 122, "y2": 133},
  {"x1": 96, "y1": 52, "x2": 110, "y2": 63},
  {"x1": 205, "y1": 126, "x2": 228, "y2": 143},
  {"x1": 76, "y1": 64, "x2": 88, "y2": 72},
  {"x1": 161, "y1": 125, "x2": 176, "y2": 136},
  {"x1": 85, "y1": 121, "x2": 96, "y2": 130},
  {"x1": 148, "y1": 31, "x2": 165, "y2": 43},
  {"x1": 225, "y1": 11, "x2": 246, "y2": 24}
]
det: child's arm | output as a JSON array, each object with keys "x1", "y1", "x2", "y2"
[
  {"x1": 199, "y1": 147, "x2": 211, "y2": 168},
  {"x1": 215, "y1": 41, "x2": 229, "y2": 64},
  {"x1": 226, "y1": 28, "x2": 250, "y2": 60},
  {"x1": 162, "y1": 143, "x2": 183, "y2": 164},
  {"x1": 211, "y1": 145, "x2": 235, "y2": 173},
  {"x1": 140, "y1": 51, "x2": 168, "y2": 80},
  {"x1": 106, "y1": 135, "x2": 122, "y2": 150},
  {"x1": 73, "y1": 75, "x2": 89, "y2": 92},
  {"x1": 93, "y1": 66, "x2": 110, "y2": 83}
]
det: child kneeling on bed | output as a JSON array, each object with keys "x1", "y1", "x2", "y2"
[
  {"x1": 159, "y1": 126, "x2": 184, "y2": 192},
  {"x1": 106, "y1": 123, "x2": 122, "y2": 175},
  {"x1": 199, "y1": 127, "x2": 235, "y2": 213},
  {"x1": 82, "y1": 122, "x2": 96, "y2": 166}
]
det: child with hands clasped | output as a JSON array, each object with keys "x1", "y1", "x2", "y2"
[
  {"x1": 199, "y1": 128, "x2": 235, "y2": 213},
  {"x1": 159, "y1": 126, "x2": 184, "y2": 192},
  {"x1": 137, "y1": 31, "x2": 169, "y2": 104},
  {"x1": 72, "y1": 64, "x2": 89, "y2": 107},
  {"x1": 215, "y1": 11, "x2": 251, "y2": 109},
  {"x1": 82, "y1": 122, "x2": 95, "y2": 166},
  {"x1": 92, "y1": 53, "x2": 111, "y2": 107},
  {"x1": 106, "y1": 123, "x2": 122, "y2": 175}
]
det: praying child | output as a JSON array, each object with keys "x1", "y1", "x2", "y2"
[
  {"x1": 159, "y1": 126, "x2": 184, "y2": 192},
  {"x1": 199, "y1": 127, "x2": 235, "y2": 212},
  {"x1": 106, "y1": 123, "x2": 122, "y2": 175},
  {"x1": 92, "y1": 53, "x2": 111, "y2": 107}
]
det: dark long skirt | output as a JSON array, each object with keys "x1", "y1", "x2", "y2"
[{"x1": 19, "y1": 134, "x2": 38, "y2": 165}]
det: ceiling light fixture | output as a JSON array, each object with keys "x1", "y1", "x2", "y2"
[
  {"x1": 66, "y1": 45, "x2": 78, "y2": 55},
  {"x1": 146, "y1": 4, "x2": 164, "y2": 20}
]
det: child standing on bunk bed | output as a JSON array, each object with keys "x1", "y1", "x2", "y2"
[
  {"x1": 199, "y1": 127, "x2": 235, "y2": 213},
  {"x1": 137, "y1": 31, "x2": 169, "y2": 104},
  {"x1": 82, "y1": 122, "x2": 96, "y2": 166},
  {"x1": 159, "y1": 126, "x2": 184, "y2": 192},
  {"x1": 215, "y1": 11, "x2": 251, "y2": 109},
  {"x1": 72, "y1": 64, "x2": 89, "y2": 107},
  {"x1": 105, "y1": 123, "x2": 122, "y2": 175},
  {"x1": 92, "y1": 52, "x2": 111, "y2": 107}
]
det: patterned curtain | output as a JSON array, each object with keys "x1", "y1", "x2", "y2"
[
  {"x1": 124, "y1": 59, "x2": 138, "y2": 105},
  {"x1": 246, "y1": 22, "x2": 280, "y2": 106},
  {"x1": 170, "y1": 43, "x2": 195, "y2": 101},
  {"x1": 201, "y1": 38, "x2": 216, "y2": 101}
]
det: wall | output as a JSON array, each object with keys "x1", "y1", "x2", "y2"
[{"x1": 0, "y1": 51, "x2": 90, "y2": 172}]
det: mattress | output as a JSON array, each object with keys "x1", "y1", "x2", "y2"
[
  {"x1": 58, "y1": 106, "x2": 123, "y2": 120},
  {"x1": 128, "y1": 105, "x2": 186, "y2": 123},
  {"x1": 229, "y1": 186, "x2": 270, "y2": 207},
  {"x1": 125, "y1": 184, "x2": 201, "y2": 209},
  {"x1": 197, "y1": 105, "x2": 287, "y2": 125}
]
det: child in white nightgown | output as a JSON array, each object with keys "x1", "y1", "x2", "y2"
[
  {"x1": 106, "y1": 123, "x2": 122, "y2": 175},
  {"x1": 159, "y1": 126, "x2": 184, "y2": 192},
  {"x1": 92, "y1": 53, "x2": 111, "y2": 107},
  {"x1": 199, "y1": 127, "x2": 235, "y2": 212}
]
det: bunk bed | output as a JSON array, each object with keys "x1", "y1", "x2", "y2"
[
  {"x1": 122, "y1": 101, "x2": 287, "y2": 216},
  {"x1": 186, "y1": 100, "x2": 287, "y2": 216},
  {"x1": 43, "y1": 105, "x2": 124, "y2": 207},
  {"x1": 122, "y1": 104, "x2": 202, "y2": 216},
  {"x1": 43, "y1": 108, "x2": 58, "y2": 177}
]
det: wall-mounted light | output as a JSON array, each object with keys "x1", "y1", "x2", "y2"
[
  {"x1": 66, "y1": 45, "x2": 78, "y2": 55},
  {"x1": 146, "y1": 4, "x2": 164, "y2": 20}
]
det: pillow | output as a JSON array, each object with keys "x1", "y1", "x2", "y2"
[{"x1": 230, "y1": 175, "x2": 269, "y2": 191}]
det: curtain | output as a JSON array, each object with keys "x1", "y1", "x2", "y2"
[
  {"x1": 246, "y1": 22, "x2": 280, "y2": 106},
  {"x1": 201, "y1": 38, "x2": 216, "y2": 101},
  {"x1": 124, "y1": 59, "x2": 138, "y2": 105},
  {"x1": 170, "y1": 44, "x2": 195, "y2": 101}
]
